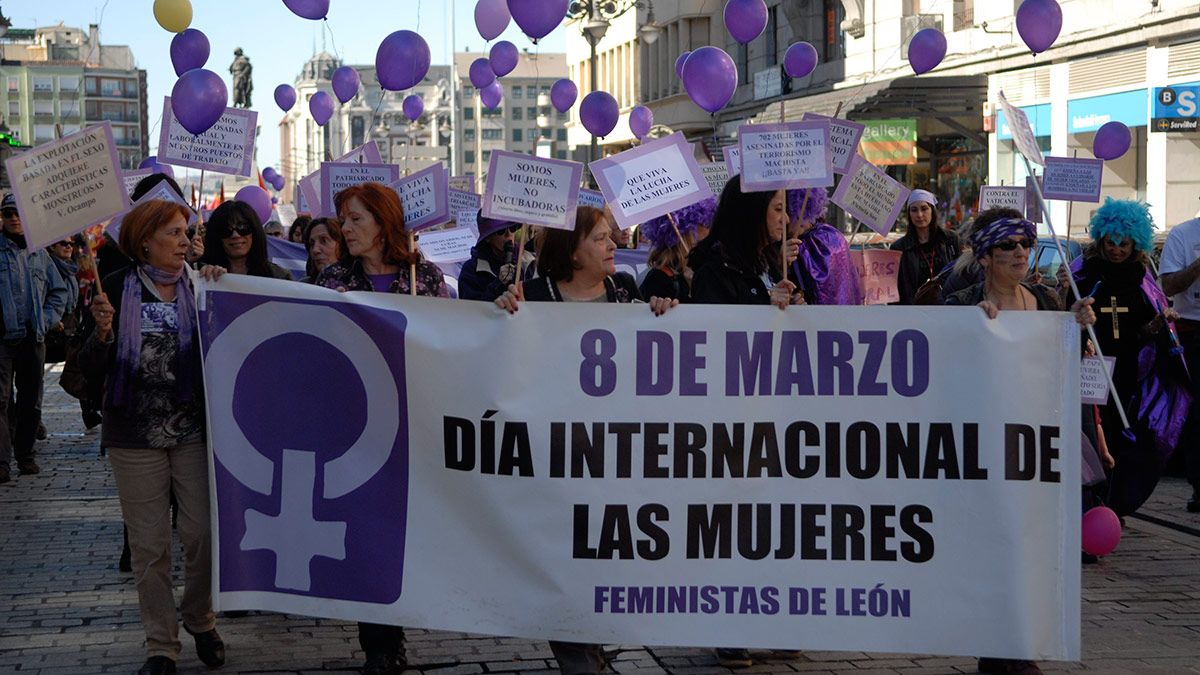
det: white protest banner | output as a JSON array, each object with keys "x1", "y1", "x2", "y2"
[
  {"x1": 320, "y1": 162, "x2": 402, "y2": 218},
  {"x1": 158, "y1": 97, "x2": 257, "y2": 176},
  {"x1": 391, "y1": 164, "x2": 450, "y2": 232},
  {"x1": 738, "y1": 121, "x2": 834, "y2": 192},
  {"x1": 802, "y1": 113, "x2": 866, "y2": 175},
  {"x1": 591, "y1": 133, "x2": 712, "y2": 231},
  {"x1": 449, "y1": 188, "x2": 481, "y2": 223},
  {"x1": 997, "y1": 91, "x2": 1045, "y2": 167},
  {"x1": 701, "y1": 164, "x2": 730, "y2": 196},
  {"x1": 5, "y1": 122, "x2": 129, "y2": 250},
  {"x1": 831, "y1": 155, "x2": 912, "y2": 236},
  {"x1": 199, "y1": 274, "x2": 1081, "y2": 662},
  {"x1": 416, "y1": 227, "x2": 478, "y2": 264},
  {"x1": 483, "y1": 150, "x2": 583, "y2": 230},
  {"x1": 578, "y1": 189, "x2": 606, "y2": 209},
  {"x1": 850, "y1": 248, "x2": 902, "y2": 305},
  {"x1": 449, "y1": 174, "x2": 476, "y2": 193},
  {"x1": 106, "y1": 179, "x2": 197, "y2": 239},
  {"x1": 979, "y1": 186, "x2": 1027, "y2": 213},
  {"x1": 1081, "y1": 356, "x2": 1116, "y2": 405},
  {"x1": 725, "y1": 146, "x2": 741, "y2": 177},
  {"x1": 121, "y1": 169, "x2": 155, "y2": 199},
  {"x1": 1041, "y1": 157, "x2": 1104, "y2": 203}
]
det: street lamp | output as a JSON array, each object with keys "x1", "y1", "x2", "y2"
[{"x1": 568, "y1": 0, "x2": 660, "y2": 168}]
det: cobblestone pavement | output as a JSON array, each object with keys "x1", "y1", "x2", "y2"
[{"x1": 3, "y1": 369, "x2": 1200, "y2": 674}]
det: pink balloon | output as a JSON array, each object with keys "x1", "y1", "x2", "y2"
[
  {"x1": 1081, "y1": 506, "x2": 1121, "y2": 556},
  {"x1": 235, "y1": 185, "x2": 273, "y2": 226}
]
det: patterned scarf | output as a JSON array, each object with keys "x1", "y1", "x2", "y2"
[
  {"x1": 112, "y1": 264, "x2": 196, "y2": 408},
  {"x1": 971, "y1": 217, "x2": 1036, "y2": 261}
]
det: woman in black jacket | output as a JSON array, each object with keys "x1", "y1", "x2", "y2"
[
  {"x1": 458, "y1": 212, "x2": 534, "y2": 301},
  {"x1": 687, "y1": 175, "x2": 801, "y2": 310},
  {"x1": 890, "y1": 189, "x2": 961, "y2": 304},
  {"x1": 200, "y1": 201, "x2": 292, "y2": 280}
]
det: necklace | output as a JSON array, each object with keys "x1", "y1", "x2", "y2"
[{"x1": 985, "y1": 281, "x2": 1030, "y2": 311}]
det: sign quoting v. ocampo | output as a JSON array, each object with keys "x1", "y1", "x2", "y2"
[
  {"x1": 738, "y1": 120, "x2": 834, "y2": 192},
  {"x1": 591, "y1": 133, "x2": 713, "y2": 231},
  {"x1": 157, "y1": 97, "x2": 257, "y2": 177},
  {"x1": 483, "y1": 151, "x2": 583, "y2": 231},
  {"x1": 5, "y1": 122, "x2": 129, "y2": 250},
  {"x1": 199, "y1": 274, "x2": 1081, "y2": 662}
]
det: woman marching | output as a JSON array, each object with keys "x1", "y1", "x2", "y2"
[
  {"x1": 891, "y1": 189, "x2": 961, "y2": 305},
  {"x1": 458, "y1": 212, "x2": 534, "y2": 301},
  {"x1": 79, "y1": 200, "x2": 227, "y2": 675},
  {"x1": 200, "y1": 201, "x2": 293, "y2": 280},
  {"x1": 316, "y1": 182, "x2": 448, "y2": 674},
  {"x1": 301, "y1": 217, "x2": 348, "y2": 283},
  {"x1": 638, "y1": 197, "x2": 716, "y2": 303}
]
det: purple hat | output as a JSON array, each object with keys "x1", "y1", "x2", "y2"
[{"x1": 476, "y1": 211, "x2": 518, "y2": 241}]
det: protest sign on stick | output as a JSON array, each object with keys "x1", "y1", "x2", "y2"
[
  {"x1": 738, "y1": 121, "x2": 834, "y2": 192},
  {"x1": 591, "y1": 133, "x2": 712, "y2": 231},
  {"x1": 979, "y1": 186, "x2": 1027, "y2": 212},
  {"x1": 449, "y1": 188, "x2": 481, "y2": 225},
  {"x1": 417, "y1": 227, "x2": 478, "y2": 264},
  {"x1": 298, "y1": 144, "x2": 385, "y2": 216},
  {"x1": 700, "y1": 163, "x2": 730, "y2": 196},
  {"x1": 5, "y1": 122, "x2": 129, "y2": 250},
  {"x1": 1041, "y1": 156, "x2": 1103, "y2": 203},
  {"x1": 158, "y1": 97, "x2": 257, "y2": 176},
  {"x1": 725, "y1": 146, "x2": 741, "y2": 177},
  {"x1": 390, "y1": 164, "x2": 450, "y2": 232},
  {"x1": 850, "y1": 248, "x2": 902, "y2": 305},
  {"x1": 577, "y1": 189, "x2": 606, "y2": 209},
  {"x1": 830, "y1": 155, "x2": 912, "y2": 236},
  {"x1": 121, "y1": 169, "x2": 155, "y2": 198},
  {"x1": 483, "y1": 151, "x2": 583, "y2": 231},
  {"x1": 321, "y1": 162, "x2": 402, "y2": 218},
  {"x1": 802, "y1": 113, "x2": 866, "y2": 175}
]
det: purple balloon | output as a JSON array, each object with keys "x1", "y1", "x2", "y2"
[
  {"x1": 475, "y1": 0, "x2": 511, "y2": 41},
  {"x1": 262, "y1": 167, "x2": 278, "y2": 182},
  {"x1": 784, "y1": 42, "x2": 818, "y2": 79},
  {"x1": 138, "y1": 156, "x2": 175, "y2": 178},
  {"x1": 403, "y1": 94, "x2": 425, "y2": 121},
  {"x1": 580, "y1": 91, "x2": 619, "y2": 138},
  {"x1": 490, "y1": 41, "x2": 519, "y2": 78},
  {"x1": 681, "y1": 46, "x2": 737, "y2": 114},
  {"x1": 480, "y1": 81, "x2": 503, "y2": 109},
  {"x1": 170, "y1": 29, "x2": 210, "y2": 77},
  {"x1": 282, "y1": 0, "x2": 328, "y2": 20},
  {"x1": 332, "y1": 66, "x2": 360, "y2": 104},
  {"x1": 724, "y1": 0, "x2": 768, "y2": 44},
  {"x1": 1016, "y1": 0, "x2": 1062, "y2": 55},
  {"x1": 674, "y1": 51, "x2": 692, "y2": 79},
  {"x1": 469, "y1": 58, "x2": 496, "y2": 89},
  {"x1": 309, "y1": 90, "x2": 334, "y2": 126},
  {"x1": 235, "y1": 185, "x2": 273, "y2": 225},
  {"x1": 271, "y1": 175, "x2": 286, "y2": 191},
  {"x1": 507, "y1": 0, "x2": 568, "y2": 43},
  {"x1": 271, "y1": 196, "x2": 279, "y2": 204},
  {"x1": 550, "y1": 79, "x2": 577, "y2": 113},
  {"x1": 376, "y1": 30, "x2": 432, "y2": 91},
  {"x1": 171, "y1": 69, "x2": 227, "y2": 135},
  {"x1": 274, "y1": 84, "x2": 297, "y2": 112},
  {"x1": 1093, "y1": 121, "x2": 1132, "y2": 161},
  {"x1": 629, "y1": 105, "x2": 653, "y2": 141},
  {"x1": 907, "y1": 28, "x2": 946, "y2": 75}
]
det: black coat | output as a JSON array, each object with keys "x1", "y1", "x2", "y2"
[
  {"x1": 890, "y1": 229, "x2": 961, "y2": 305},
  {"x1": 523, "y1": 273, "x2": 641, "y2": 303},
  {"x1": 689, "y1": 242, "x2": 776, "y2": 305},
  {"x1": 639, "y1": 266, "x2": 691, "y2": 303}
]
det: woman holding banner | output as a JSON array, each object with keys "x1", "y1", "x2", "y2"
[
  {"x1": 316, "y1": 181, "x2": 446, "y2": 674},
  {"x1": 1069, "y1": 199, "x2": 1190, "y2": 517},
  {"x1": 301, "y1": 217, "x2": 347, "y2": 283},
  {"x1": 687, "y1": 176, "x2": 802, "y2": 310},
  {"x1": 638, "y1": 197, "x2": 715, "y2": 303},
  {"x1": 891, "y1": 190, "x2": 960, "y2": 305},
  {"x1": 79, "y1": 200, "x2": 227, "y2": 675},
  {"x1": 201, "y1": 201, "x2": 293, "y2": 280},
  {"x1": 459, "y1": 212, "x2": 534, "y2": 302}
]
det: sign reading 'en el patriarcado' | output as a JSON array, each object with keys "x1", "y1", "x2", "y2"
[
  {"x1": 591, "y1": 133, "x2": 712, "y2": 231},
  {"x1": 738, "y1": 121, "x2": 834, "y2": 192},
  {"x1": 158, "y1": 97, "x2": 258, "y2": 176},
  {"x1": 320, "y1": 162, "x2": 401, "y2": 218},
  {"x1": 198, "y1": 274, "x2": 1082, "y2": 663},
  {"x1": 483, "y1": 151, "x2": 583, "y2": 231},
  {"x1": 5, "y1": 122, "x2": 128, "y2": 250},
  {"x1": 831, "y1": 155, "x2": 912, "y2": 236}
]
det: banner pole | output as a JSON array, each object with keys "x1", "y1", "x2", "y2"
[
  {"x1": 1023, "y1": 153, "x2": 1131, "y2": 431},
  {"x1": 514, "y1": 225, "x2": 528, "y2": 296},
  {"x1": 783, "y1": 190, "x2": 810, "y2": 284},
  {"x1": 666, "y1": 213, "x2": 690, "y2": 255}
]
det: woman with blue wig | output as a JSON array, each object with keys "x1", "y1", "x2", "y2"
[{"x1": 1070, "y1": 198, "x2": 1191, "y2": 517}]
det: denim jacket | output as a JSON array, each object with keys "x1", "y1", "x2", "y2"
[{"x1": 0, "y1": 235, "x2": 68, "y2": 342}]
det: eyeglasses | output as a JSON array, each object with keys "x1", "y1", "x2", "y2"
[
  {"x1": 992, "y1": 237, "x2": 1035, "y2": 252},
  {"x1": 54, "y1": 241, "x2": 76, "y2": 248},
  {"x1": 219, "y1": 223, "x2": 254, "y2": 238}
]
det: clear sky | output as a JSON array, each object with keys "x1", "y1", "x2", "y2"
[{"x1": 13, "y1": 0, "x2": 567, "y2": 173}]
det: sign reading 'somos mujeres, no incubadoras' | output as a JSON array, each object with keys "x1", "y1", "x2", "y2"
[
  {"x1": 483, "y1": 151, "x2": 583, "y2": 231},
  {"x1": 5, "y1": 122, "x2": 129, "y2": 250}
]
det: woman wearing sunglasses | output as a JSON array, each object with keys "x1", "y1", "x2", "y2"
[
  {"x1": 200, "y1": 201, "x2": 292, "y2": 280},
  {"x1": 458, "y1": 212, "x2": 534, "y2": 301}
]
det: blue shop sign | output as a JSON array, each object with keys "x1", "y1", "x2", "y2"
[
  {"x1": 1152, "y1": 82, "x2": 1200, "y2": 132},
  {"x1": 1067, "y1": 89, "x2": 1147, "y2": 133},
  {"x1": 997, "y1": 103, "x2": 1050, "y2": 140}
]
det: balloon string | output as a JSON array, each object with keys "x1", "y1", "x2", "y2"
[{"x1": 323, "y1": 18, "x2": 342, "y2": 62}]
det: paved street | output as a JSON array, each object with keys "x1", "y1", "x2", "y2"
[{"x1": 3, "y1": 368, "x2": 1200, "y2": 674}]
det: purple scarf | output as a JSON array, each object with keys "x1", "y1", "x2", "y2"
[
  {"x1": 111, "y1": 265, "x2": 196, "y2": 408},
  {"x1": 789, "y1": 223, "x2": 863, "y2": 305}
]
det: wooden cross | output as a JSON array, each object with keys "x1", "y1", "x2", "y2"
[{"x1": 1100, "y1": 296, "x2": 1130, "y2": 339}]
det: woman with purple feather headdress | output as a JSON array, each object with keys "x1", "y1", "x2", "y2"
[
  {"x1": 786, "y1": 187, "x2": 863, "y2": 305},
  {"x1": 638, "y1": 197, "x2": 717, "y2": 302}
]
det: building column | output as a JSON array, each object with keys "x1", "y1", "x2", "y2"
[
  {"x1": 1146, "y1": 44, "x2": 1168, "y2": 229},
  {"x1": 1049, "y1": 62, "x2": 1070, "y2": 231}
]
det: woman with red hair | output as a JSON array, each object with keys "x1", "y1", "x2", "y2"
[{"x1": 316, "y1": 182, "x2": 449, "y2": 298}]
